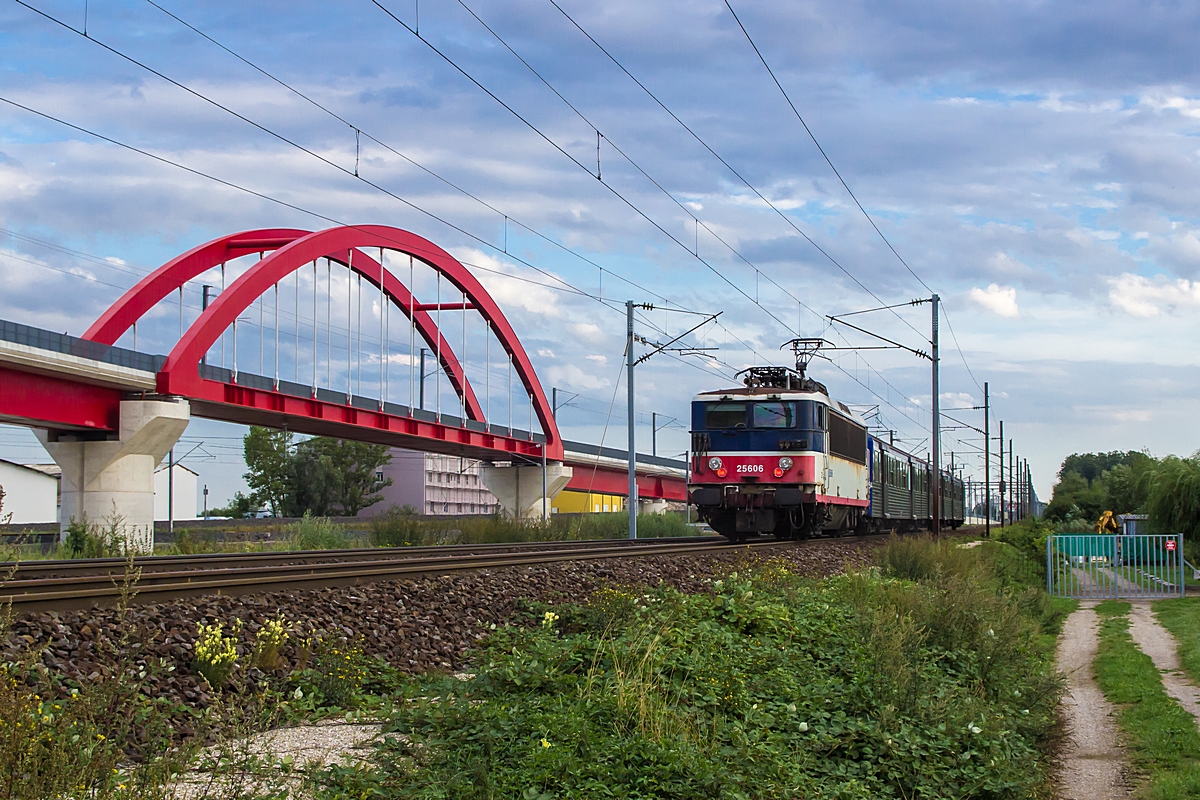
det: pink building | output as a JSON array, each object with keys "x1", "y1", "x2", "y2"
[{"x1": 369, "y1": 448, "x2": 500, "y2": 516}]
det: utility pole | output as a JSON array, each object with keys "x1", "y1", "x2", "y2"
[
  {"x1": 200, "y1": 285, "x2": 213, "y2": 366},
  {"x1": 552, "y1": 387, "x2": 558, "y2": 419},
  {"x1": 931, "y1": 294, "x2": 941, "y2": 537},
  {"x1": 1025, "y1": 457, "x2": 1031, "y2": 519},
  {"x1": 1008, "y1": 438, "x2": 1014, "y2": 526},
  {"x1": 626, "y1": 300, "x2": 637, "y2": 540},
  {"x1": 167, "y1": 447, "x2": 174, "y2": 539},
  {"x1": 998, "y1": 420, "x2": 1005, "y2": 528},
  {"x1": 984, "y1": 382, "x2": 991, "y2": 536},
  {"x1": 203, "y1": 484, "x2": 209, "y2": 520},
  {"x1": 419, "y1": 348, "x2": 428, "y2": 411},
  {"x1": 652, "y1": 411, "x2": 657, "y2": 458}
]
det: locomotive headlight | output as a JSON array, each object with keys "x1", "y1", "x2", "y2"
[
  {"x1": 778, "y1": 457, "x2": 793, "y2": 470},
  {"x1": 707, "y1": 456, "x2": 723, "y2": 471}
]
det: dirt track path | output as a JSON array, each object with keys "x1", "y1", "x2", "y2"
[
  {"x1": 1056, "y1": 603, "x2": 1130, "y2": 800},
  {"x1": 1127, "y1": 603, "x2": 1200, "y2": 723}
]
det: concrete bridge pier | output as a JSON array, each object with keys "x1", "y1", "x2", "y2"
[
  {"x1": 481, "y1": 461, "x2": 573, "y2": 520},
  {"x1": 37, "y1": 397, "x2": 190, "y2": 553}
]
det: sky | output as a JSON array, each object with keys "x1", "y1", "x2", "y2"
[{"x1": 2, "y1": 0, "x2": 1200, "y2": 506}]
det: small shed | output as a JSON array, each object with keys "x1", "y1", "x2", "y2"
[{"x1": 1119, "y1": 514, "x2": 1149, "y2": 536}]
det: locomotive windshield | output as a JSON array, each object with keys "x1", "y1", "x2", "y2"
[
  {"x1": 700, "y1": 399, "x2": 828, "y2": 431},
  {"x1": 751, "y1": 402, "x2": 795, "y2": 428},
  {"x1": 705, "y1": 402, "x2": 747, "y2": 429}
]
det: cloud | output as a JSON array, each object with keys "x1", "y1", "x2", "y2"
[
  {"x1": 456, "y1": 249, "x2": 565, "y2": 319},
  {"x1": 537, "y1": 348, "x2": 556, "y2": 358},
  {"x1": 585, "y1": 354, "x2": 606, "y2": 364},
  {"x1": 570, "y1": 322, "x2": 604, "y2": 342},
  {"x1": 967, "y1": 284, "x2": 1019, "y2": 317},
  {"x1": 545, "y1": 363, "x2": 611, "y2": 391},
  {"x1": 1141, "y1": 93, "x2": 1200, "y2": 119},
  {"x1": 1108, "y1": 273, "x2": 1200, "y2": 317}
]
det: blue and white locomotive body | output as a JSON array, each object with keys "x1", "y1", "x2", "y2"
[{"x1": 687, "y1": 364, "x2": 964, "y2": 541}]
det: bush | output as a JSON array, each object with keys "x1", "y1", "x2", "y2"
[
  {"x1": 366, "y1": 508, "x2": 694, "y2": 549},
  {"x1": 63, "y1": 515, "x2": 123, "y2": 558},
  {"x1": 0, "y1": 564, "x2": 191, "y2": 797},
  {"x1": 293, "y1": 636, "x2": 369, "y2": 709},
  {"x1": 368, "y1": 505, "x2": 425, "y2": 547},
  {"x1": 287, "y1": 512, "x2": 346, "y2": 550},
  {"x1": 321, "y1": 553, "x2": 1067, "y2": 799},
  {"x1": 170, "y1": 528, "x2": 224, "y2": 554}
]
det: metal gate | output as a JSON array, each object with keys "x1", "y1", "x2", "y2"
[{"x1": 1047, "y1": 534, "x2": 1186, "y2": 599}]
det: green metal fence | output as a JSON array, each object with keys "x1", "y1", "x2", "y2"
[{"x1": 1046, "y1": 534, "x2": 1185, "y2": 599}]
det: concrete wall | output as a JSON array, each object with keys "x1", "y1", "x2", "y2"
[
  {"x1": 153, "y1": 463, "x2": 198, "y2": 521},
  {"x1": 0, "y1": 459, "x2": 58, "y2": 524}
]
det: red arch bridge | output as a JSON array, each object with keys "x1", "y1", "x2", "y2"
[{"x1": 0, "y1": 225, "x2": 685, "y2": 550}]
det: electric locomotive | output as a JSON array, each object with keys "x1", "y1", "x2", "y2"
[{"x1": 688, "y1": 339, "x2": 965, "y2": 541}]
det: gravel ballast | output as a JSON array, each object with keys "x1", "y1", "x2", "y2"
[{"x1": 3, "y1": 540, "x2": 878, "y2": 711}]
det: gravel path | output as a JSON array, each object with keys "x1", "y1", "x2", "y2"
[
  {"x1": 1127, "y1": 602, "x2": 1200, "y2": 722},
  {"x1": 1056, "y1": 602, "x2": 1130, "y2": 800}
]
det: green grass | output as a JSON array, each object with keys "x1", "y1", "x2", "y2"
[
  {"x1": 1152, "y1": 598, "x2": 1200, "y2": 686},
  {"x1": 1092, "y1": 601, "x2": 1200, "y2": 798}
]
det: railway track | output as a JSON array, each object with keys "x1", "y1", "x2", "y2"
[{"x1": 1, "y1": 535, "x2": 825, "y2": 614}]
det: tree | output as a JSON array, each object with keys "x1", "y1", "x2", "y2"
[
  {"x1": 243, "y1": 427, "x2": 294, "y2": 517},
  {"x1": 209, "y1": 490, "x2": 256, "y2": 519},
  {"x1": 1060, "y1": 451, "x2": 1146, "y2": 486},
  {"x1": 289, "y1": 438, "x2": 393, "y2": 516},
  {"x1": 1144, "y1": 455, "x2": 1200, "y2": 539},
  {"x1": 313, "y1": 439, "x2": 393, "y2": 515},
  {"x1": 286, "y1": 441, "x2": 342, "y2": 517},
  {"x1": 243, "y1": 426, "x2": 393, "y2": 518}
]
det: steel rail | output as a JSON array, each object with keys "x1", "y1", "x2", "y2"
[
  {"x1": 2, "y1": 535, "x2": 719, "y2": 581},
  {"x1": 1, "y1": 537, "x2": 818, "y2": 614}
]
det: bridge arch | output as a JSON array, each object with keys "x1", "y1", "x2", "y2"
[
  {"x1": 152, "y1": 225, "x2": 562, "y2": 459},
  {"x1": 82, "y1": 228, "x2": 484, "y2": 426}
]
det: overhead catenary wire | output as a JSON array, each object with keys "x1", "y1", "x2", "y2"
[
  {"x1": 31, "y1": 0, "x2": 903, "y2": 419},
  {"x1": 6, "y1": 6, "x2": 944, "y2": 454},
  {"x1": 11, "y1": 0, "x2": 745, "y2": 388},
  {"x1": 722, "y1": 0, "x2": 985, "y2": 396},
  {"x1": 431, "y1": 0, "x2": 936, "y2": 429}
]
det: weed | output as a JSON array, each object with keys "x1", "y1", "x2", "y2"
[
  {"x1": 193, "y1": 620, "x2": 241, "y2": 689},
  {"x1": 63, "y1": 514, "x2": 123, "y2": 558},
  {"x1": 0, "y1": 557, "x2": 195, "y2": 798},
  {"x1": 292, "y1": 636, "x2": 370, "y2": 709},
  {"x1": 288, "y1": 512, "x2": 347, "y2": 550},
  {"x1": 251, "y1": 612, "x2": 291, "y2": 671}
]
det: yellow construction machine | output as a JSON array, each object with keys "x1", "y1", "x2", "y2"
[{"x1": 1095, "y1": 510, "x2": 1118, "y2": 534}]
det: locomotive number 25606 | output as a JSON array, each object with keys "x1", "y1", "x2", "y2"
[{"x1": 735, "y1": 464, "x2": 764, "y2": 473}]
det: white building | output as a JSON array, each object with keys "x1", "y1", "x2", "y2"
[
  {"x1": 0, "y1": 459, "x2": 59, "y2": 524},
  {"x1": 153, "y1": 463, "x2": 198, "y2": 521}
]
